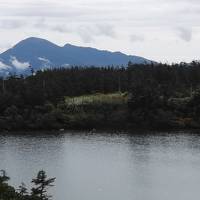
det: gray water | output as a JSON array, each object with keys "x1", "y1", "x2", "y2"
[{"x1": 1, "y1": 131, "x2": 200, "y2": 200}]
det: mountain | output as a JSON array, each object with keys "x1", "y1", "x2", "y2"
[{"x1": 0, "y1": 37, "x2": 152, "y2": 75}]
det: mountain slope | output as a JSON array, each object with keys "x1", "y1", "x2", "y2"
[{"x1": 0, "y1": 37, "x2": 152, "y2": 75}]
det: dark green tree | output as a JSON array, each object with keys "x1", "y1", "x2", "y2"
[
  {"x1": 0, "y1": 170, "x2": 17, "y2": 200},
  {"x1": 0, "y1": 170, "x2": 9, "y2": 183},
  {"x1": 18, "y1": 182, "x2": 28, "y2": 196},
  {"x1": 31, "y1": 170, "x2": 56, "y2": 200}
]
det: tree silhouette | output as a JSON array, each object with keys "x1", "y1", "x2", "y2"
[
  {"x1": 18, "y1": 182, "x2": 28, "y2": 196},
  {"x1": 0, "y1": 170, "x2": 10, "y2": 183},
  {"x1": 31, "y1": 170, "x2": 56, "y2": 200}
]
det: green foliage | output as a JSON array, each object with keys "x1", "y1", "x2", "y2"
[
  {"x1": 18, "y1": 182, "x2": 28, "y2": 196},
  {"x1": 126, "y1": 61, "x2": 200, "y2": 128},
  {"x1": 65, "y1": 93, "x2": 127, "y2": 106},
  {"x1": 0, "y1": 170, "x2": 18, "y2": 200},
  {"x1": 31, "y1": 171, "x2": 55, "y2": 200},
  {"x1": 0, "y1": 170, "x2": 10, "y2": 183},
  {"x1": 0, "y1": 62, "x2": 200, "y2": 130},
  {"x1": 0, "y1": 170, "x2": 55, "y2": 200}
]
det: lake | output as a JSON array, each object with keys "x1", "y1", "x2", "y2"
[{"x1": 1, "y1": 130, "x2": 200, "y2": 200}]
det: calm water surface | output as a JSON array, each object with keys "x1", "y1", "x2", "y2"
[{"x1": 1, "y1": 130, "x2": 200, "y2": 200}]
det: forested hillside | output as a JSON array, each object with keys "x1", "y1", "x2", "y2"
[{"x1": 1, "y1": 61, "x2": 200, "y2": 130}]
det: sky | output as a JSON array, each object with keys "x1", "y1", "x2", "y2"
[{"x1": 0, "y1": 0, "x2": 199, "y2": 63}]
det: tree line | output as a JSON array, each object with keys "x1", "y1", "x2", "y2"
[{"x1": 1, "y1": 61, "x2": 200, "y2": 130}]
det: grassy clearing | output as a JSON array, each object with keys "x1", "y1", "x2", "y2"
[{"x1": 65, "y1": 92, "x2": 128, "y2": 105}]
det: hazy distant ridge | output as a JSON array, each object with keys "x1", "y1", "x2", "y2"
[{"x1": 0, "y1": 37, "x2": 152, "y2": 75}]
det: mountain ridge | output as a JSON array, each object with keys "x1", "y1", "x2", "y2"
[{"x1": 0, "y1": 37, "x2": 153, "y2": 76}]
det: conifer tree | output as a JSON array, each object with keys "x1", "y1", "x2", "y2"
[
  {"x1": 31, "y1": 170, "x2": 55, "y2": 200},
  {"x1": 18, "y1": 182, "x2": 28, "y2": 196}
]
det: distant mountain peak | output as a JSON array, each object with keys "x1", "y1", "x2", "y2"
[
  {"x1": 14, "y1": 37, "x2": 60, "y2": 48},
  {"x1": 22, "y1": 37, "x2": 43, "y2": 41},
  {"x1": 21, "y1": 37, "x2": 53, "y2": 43},
  {"x1": 0, "y1": 37, "x2": 153, "y2": 76},
  {"x1": 63, "y1": 43, "x2": 74, "y2": 47},
  {"x1": 15, "y1": 37, "x2": 47, "y2": 45}
]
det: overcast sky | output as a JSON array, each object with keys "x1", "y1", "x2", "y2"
[{"x1": 0, "y1": 0, "x2": 199, "y2": 62}]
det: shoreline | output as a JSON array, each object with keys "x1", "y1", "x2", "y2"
[{"x1": 1, "y1": 125, "x2": 200, "y2": 135}]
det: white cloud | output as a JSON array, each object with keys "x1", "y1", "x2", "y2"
[
  {"x1": 130, "y1": 34, "x2": 144, "y2": 42},
  {"x1": 10, "y1": 56, "x2": 30, "y2": 70},
  {"x1": 62, "y1": 63, "x2": 70, "y2": 68},
  {"x1": 77, "y1": 24, "x2": 116, "y2": 43},
  {"x1": 177, "y1": 27, "x2": 193, "y2": 42},
  {"x1": 34, "y1": 21, "x2": 116, "y2": 43},
  {"x1": 0, "y1": 0, "x2": 200, "y2": 62},
  {"x1": 0, "y1": 19, "x2": 24, "y2": 30},
  {"x1": 0, "y1": 60, "x2": 10, "y2": 70},
  {"x1": 38, "y1": 57, "x2": 51, "y2": 68},
  {"x1": 38, "y1": 57, "x2": 50, "y2": 63}
]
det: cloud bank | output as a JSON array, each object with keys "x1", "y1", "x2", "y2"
[
  {"x1": 10, "y1": 56, "x2": 30, "y2": 70},
  {"x1": 0, "y1": 0, "x2": 200, "y2": 62},
  {"x1": 38, "y1": 57, "x2": 51, "y2": 68},
  {"x1": 0, "y1": 60, "x2": 10, "y2": 70},
  {"x1": 177, "y1": 27, "x2": 193, "y2": 42}
]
